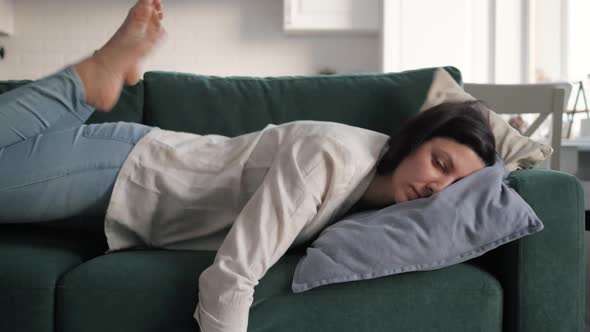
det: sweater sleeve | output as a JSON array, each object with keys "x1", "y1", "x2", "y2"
[{"x1": 193, "y1": 135, "x2": 352, "y2": 332}]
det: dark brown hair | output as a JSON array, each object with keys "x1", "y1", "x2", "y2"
[{"x1": 376, "y1": 100, "x2": 496, "y2": 175}]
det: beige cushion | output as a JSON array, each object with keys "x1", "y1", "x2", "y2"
[{"x1": 419, "y1": 68, "x2": 553, "y2": 171}]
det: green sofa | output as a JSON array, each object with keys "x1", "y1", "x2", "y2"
[{"x1": 0, "y1": 67, "x2": 585, "y2": 332}]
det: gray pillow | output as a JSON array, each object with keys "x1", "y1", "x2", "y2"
[{"x1": 292, "y1": 156, "x2": 544, "y2": 293}]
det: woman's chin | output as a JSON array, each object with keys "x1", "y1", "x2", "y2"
[
  {"x1": 393, "y1": 193, "x2": 406, "y2": 204},
  {"x1": 394, "y1": 191, "x2": 418, "y2": 204}
]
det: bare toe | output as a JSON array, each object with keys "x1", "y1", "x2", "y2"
[{"x1": 81, "y1": 0, "x2": 165, "y2": 109}]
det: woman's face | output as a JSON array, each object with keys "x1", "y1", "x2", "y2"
[{"x1": 390, "y1": 137, "x2": 486, "y2": 203}]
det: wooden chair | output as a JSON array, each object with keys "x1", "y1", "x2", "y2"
[{"x1": 464, "y1": 82, "x2": 572, "y2": 170}]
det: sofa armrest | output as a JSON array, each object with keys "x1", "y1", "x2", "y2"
[{"x1": 495, "y1": 169, "x2": 585, "y2": 332}]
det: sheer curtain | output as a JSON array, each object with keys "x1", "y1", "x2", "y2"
[{"x1": 380, "y1": 0, "x2": 530, "y2": 84}]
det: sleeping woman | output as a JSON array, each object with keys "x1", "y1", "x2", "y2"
[{"x1": 0, "y1": 1, "x2": 496, "y2": 331}]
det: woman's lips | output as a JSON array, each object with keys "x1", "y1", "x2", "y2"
[
  {"x1": 408, "y1": 186, "x2": 419, "y2": 200},
  {"x1": 410, "y1": 187, "x2": 421, "y2": 199},
  {"x1": 414, "y1": 187, "x2": 422, "y2": 198}
]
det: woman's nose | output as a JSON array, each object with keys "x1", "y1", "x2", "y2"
[{"x1": 428, "y1": 176, "x2": 455, "y2": 194}]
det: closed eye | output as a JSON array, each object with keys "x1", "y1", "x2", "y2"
[{"x1": 435, "y1": 158, "x2": 447, "y2": 173}]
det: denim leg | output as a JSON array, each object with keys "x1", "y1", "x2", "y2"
[
  {"x1": 0, "y1": 65, "x2": 95, "y2": 148},
  {"x1": 0, "y1": 121, "x2": 158, "y2": 223}
]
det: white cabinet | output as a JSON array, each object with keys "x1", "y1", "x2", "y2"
[
  {"x1": 284, "y1": 0, "x2": 380, "y2": 33},
  {"x1": 0, "y1": 0, "x2": 15, "y2": 35}
]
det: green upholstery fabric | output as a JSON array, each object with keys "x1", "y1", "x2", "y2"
[
  {"x1": 0, "y1": 224, "x2": 107, "y2": 332},
  {"x1": 57, "y1": 250, "x2": 209, "y2": 332},
  {"x1": 501, "y1": 170, "x2": 585, "y2": 332},
  {"x1": 85, "y1": 82, "x2": 144, "y2": 124},
  {"x1": 249, "y1": 259, "x2": 502, "y2": 332},
  {"x1": 0, "y1": 80, "x2": 144, "y2": 124},
  {"x1": 57, "y1": 251, "x2": 502, "y2": 332},
  {"x1": 0, "y1": 80, "x2": 32, "y2": 94},
  {"x1": 142, "y1": 67, "x2": 461, "y2": 136}
]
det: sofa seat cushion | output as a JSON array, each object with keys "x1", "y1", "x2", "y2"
[
  {"x1": 57, "y1": 250, "x2": 502, "y2": 332},
  {"x1": 0, "y1": 223, "x2": 107, "y2": 332},
  {"x1": 57, "y1": 250, "x2": 213, "y2": 332}
]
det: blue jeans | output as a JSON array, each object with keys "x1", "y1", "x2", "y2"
[{"x1": 0, "y1": 66, "x2": 157, "y2": 223}]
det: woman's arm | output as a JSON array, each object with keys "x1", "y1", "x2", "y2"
[{"x1": 193, "y1": 135, "x2": 352, "y2": 332}]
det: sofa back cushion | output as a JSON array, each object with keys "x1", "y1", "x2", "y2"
[
  {"x1": 0, "y1": 80, "x2": 32, "y2": 94},
  {"x1": 86, "y1": 83, "x2": 144, "y2": 124},
  {"x1": 142, "y1": 67, "x2": 461, "y2": 136},
  {"x1": 0, "y1": 80, "x2": 144, "y2": 124}
]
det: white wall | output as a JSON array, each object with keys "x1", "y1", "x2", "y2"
[
  {"x1": 0, "y1": 0, "x2": 379, "y2": 80},
  {"x1": 0, "y1": 0, "x2": 15, "y2": 35}
]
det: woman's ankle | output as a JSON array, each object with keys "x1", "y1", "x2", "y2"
[
  {"x1": 74, "y1": 55, "x2": 124, "y2": 112},
  {"x1": 74, "y1": 58, "x2": 98, "y2": 108}
]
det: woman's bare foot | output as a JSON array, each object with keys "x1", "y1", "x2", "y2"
[{"x1": 75, "y1": 0, "x2": 165, "y2": 111}]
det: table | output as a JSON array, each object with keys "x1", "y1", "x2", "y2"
[{"x1": 561, "y1": 138, "x2": 590, "y2": 230}]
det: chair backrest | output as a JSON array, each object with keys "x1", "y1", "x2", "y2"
[{"x1": 464, "y1": 82, "x2": 572, "y2": 170}]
